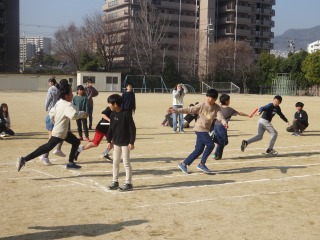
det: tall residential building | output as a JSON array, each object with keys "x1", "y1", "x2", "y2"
[
  {"x1": 307, "y1": 40, "x2": 320, "y2": 54},
  {"x1": 0, "y1": 0, "x2": 19, "y2": 72},
  {"x1": 102, "y1": 0, "x2": 198, "y2": 74},
  {"x1": 19, "y1": 37, "x2": 52, "y2": 63},
  {"x1": 198, "y1": 0, "x2": 276, "y2": 76},
  {"x1": 102, "y1": 0, "x2": 275, "y2": 77}
]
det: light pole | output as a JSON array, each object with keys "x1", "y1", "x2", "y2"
[
  {"x1": 178, "y1": 0, "x2": 181, "y2": 75},
  {"x1": 233, "y1": 0, "x2": 238, "y2": 75},
  {"x1": 162, "y1": 47, "x2": 167, "y2": 74},
  {"x1": 206, "y1": 19, "x2": 213, "y2": 79}
]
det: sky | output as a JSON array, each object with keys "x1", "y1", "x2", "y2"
[{"x1": 20, "y1": 0, "x2": 320, "y2": 38}]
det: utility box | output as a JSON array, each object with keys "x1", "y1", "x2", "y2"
[{"x1": 76, "y1": 71, "x2": 121, "y2": 92}]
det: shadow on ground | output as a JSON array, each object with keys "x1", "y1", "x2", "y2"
[{"x1": 0, "y1": 220, "x2": 148, "y2": 240}]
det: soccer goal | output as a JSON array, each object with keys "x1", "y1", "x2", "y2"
[
  {"x1": 272, "y1": 74, "x2": 296, "y2": 96},
  {"x1": 201, "y1": 82, "x2": 240, "y2": 94},
  {"x1": 123, "y1": 75, "x2": 169, "y2": 93}
]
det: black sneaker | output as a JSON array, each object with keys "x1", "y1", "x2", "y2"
[
  {"x1": 241, "y1": 140, "x2": 248, "y2": 152},
  {"x1": 66, "y1": 162, "x2": 81, "y2": 169},
  {"x1": 17, "y1": 156, "x2": 26, "y2": 172},
  {"x1": 108, "y1": 182, "x2": 119, "y2": 190},
  {"x1": 266, "y1": 148, "x2": 278, "y2": 155},
  {"x1": 119, "y1": 183, "x2": 133, "y2": 192},
  {"x1": 103, "y1": 154, "x2": 112, "y2": 161}
]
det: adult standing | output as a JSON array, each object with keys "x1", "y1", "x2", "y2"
[
  {"x1": 172, "y1": 83, "x2": 188, "y2": 133},
  {"x1": 40, "y1": 77, "x2": 66, "y2": 166},
  {"x1": 84, "y1": 78, "x2": 99, "y2": 130}
]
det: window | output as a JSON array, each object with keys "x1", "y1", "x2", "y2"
[
  {"x1": 83, "y1": 76, "x2": 96, "y2": 84},
  {"x1": 106, "y1": 77, "x2": 118, "y2": 84}
]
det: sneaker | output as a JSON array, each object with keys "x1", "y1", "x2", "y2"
[
  {"x1": 85, "y1": 137, "x2": 91, "y2": 142},
  {"x1": 108, "y1": 181, "x2": 119, "y2": 190},
  {"x1": 66, "y1": 162, "x2": 81, "y2": 169},
  {"x1": 79, "y1": 137, "x2": 83, "y2": 141},
  {"x1": 172, "y1": 130, "x2": 178, "y2": 133},
  {"x1": 17, "y1": 156, "x2": 26, "y2": 172},
  {"x1": 197, "y1": 163, "x2": 211, "y2": 173},
  {"x1": 241, "y1": 140, "x2": 248, "y2": 152},
  {"x1": 178, "y1": 162, "x2": 189, "y2": 174},
  {"x1": 53, "y1": 149, "x2": 66, "y2": 157},
  {"x1": 212, "y1": 154, "x2": 221, "y2": 160},
  {"x1": 119, "y1": 183, "x2": 133, "y2": 192},
  {"x1": 103, "y1": 154, "x2": 112, "y2": 161},
  {"x1": 179, "y1": 130, "x2": 185, "y2": 134},
  {"x1": 266, "y1": 148, "x2": 278, "y2": 155},
  {"x1": 39, "y1": 155, "x2": 52, "y2": 166}
]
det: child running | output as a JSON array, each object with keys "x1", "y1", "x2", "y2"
[
  {"x1": 75, "y1": 105, "x2": 112, "y2": 160},
  {"x1": 174, "y1": 89, "x2": 227, "y2": 174},
  {"x1": 212, "y1": 93, "x2": 251, "y2": 160},
  {"x1": 241, "y1": 95, "x2": 290, "y2": 155},
  {"x1": 17, "y1": 84, "x2": 88, "y2": 171},
  {"x1": 106, "y1": 94, "x2": 136, "y2": 191}
]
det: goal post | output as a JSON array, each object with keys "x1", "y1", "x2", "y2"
[{"x1": 201, "y1": 82, "x2": 240, "y2": 94}]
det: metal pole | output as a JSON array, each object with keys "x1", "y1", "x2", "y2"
[{"x1": 178, "y1": 0, "x2": 181, "y2": 75}]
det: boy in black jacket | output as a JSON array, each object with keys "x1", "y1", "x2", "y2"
[
  {"x1": 107, "y1": 94, "x2": 136, "y2": 191},
  {"x1": 286, "y1": 102, "x2": 309, "y2": 136}
]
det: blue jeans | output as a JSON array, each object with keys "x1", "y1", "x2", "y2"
[
  {"x1": 172, "y1": 105, "x2": 183, "y2": 131},
  {"x1": 213, "y1": 124, "x2": 228, "y2": 157},
  {"x1": 184, "y1": 132, "x2": 215, "y2": 165}
]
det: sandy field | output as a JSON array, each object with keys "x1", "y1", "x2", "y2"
[{"x1": 0, "y1": 91, "x2": 320, "y2": 240}]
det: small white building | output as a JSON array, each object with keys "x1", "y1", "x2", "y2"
[
  {"x1": 307, "y1": 40, "x2": 320, "y2": 53},
  {"x1": 76, "y1": 71, "x2": 121, "y2": 92}
]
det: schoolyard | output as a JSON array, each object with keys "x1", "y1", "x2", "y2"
[{"x1": 0, "y1": 91, "x2": 320, "y2": 240}]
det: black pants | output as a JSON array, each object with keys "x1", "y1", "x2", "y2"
[
  {"x1": 76, "y1": 118, "x2": 89, "y2": 138},
  {"x1": 24, "y1": 131, "x2": 80, "y2": 163}
]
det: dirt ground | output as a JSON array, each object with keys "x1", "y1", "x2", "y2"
[{"x1": 0, "y1": 91, "x2": 320, "y2": 240}]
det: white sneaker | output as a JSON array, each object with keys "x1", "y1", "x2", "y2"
[
  {"x1": 39, "y1": 155, "x2": 52, "y2": 166},
  {"x1": 53, "y1": 149, "x2": 66, "y2": 157}
]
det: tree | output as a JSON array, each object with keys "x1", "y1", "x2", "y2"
[
  {"x1": 53, "y1": 23, "x2": 90, "y2": 71},
  {"x1": 209, "y1": 39, "x2": 256, "y2": 93},
  {"x1": 130, "y1": 0, "x2": 169, "y2": 75},
  {"x1": 83, "y1": 12, "x2": 123, "y2": 72},
  {"x1": 302, "y1": 50, "x2": 320, "y2": 86},
  {"x1": 284, "y1": 50, "x2": 308, "y2": 89},
  {"x1": 163, "y1": 56, "x2": 179, "y2": 87}
]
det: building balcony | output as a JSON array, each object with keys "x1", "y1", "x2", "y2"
[
  {"x1": 260, "y1": 0, "x2": 276, "y2": 5},
  {"x1": 102, "y1": 0, "x2": 131, "y2": 11},
  {"x1": 167, "y1": 14, "x2": 196, "y2": 23},
  {"x1": 255, "y1": 31, "x2": 274, "y2": 38},
  {"x1": 159, "y1": 1, "x2": 196, "y2": 12},
  {"x1": 256, "y1": 8, "x2": 275, "y2": 16},
  {"x1": 218, "y1": 16, "x2": 251, "y2": 25},
  {"x1": 256, "y1": 19, "x2": 275, "y2": 27}
]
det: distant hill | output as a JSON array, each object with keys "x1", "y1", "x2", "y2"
[{"x1": 273, "y1": 25, "x2": 320, "y2": 51}]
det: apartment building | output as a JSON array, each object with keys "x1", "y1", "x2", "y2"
[
  {"x1": 102, "y1": 0, "x2": 275, "y2": 77},
  {"x1": 307, "y1": 40, "x2": 320, "y2": 54},
  {"x1": 19, "y1": 37, "x2": 52, "y2": 63},
  {"x1": 102, "y1": 0, "x2": 198, "y2": 74},
  {"x1": 0, "y1": 0, "x2": 19, "y2": 72}
]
